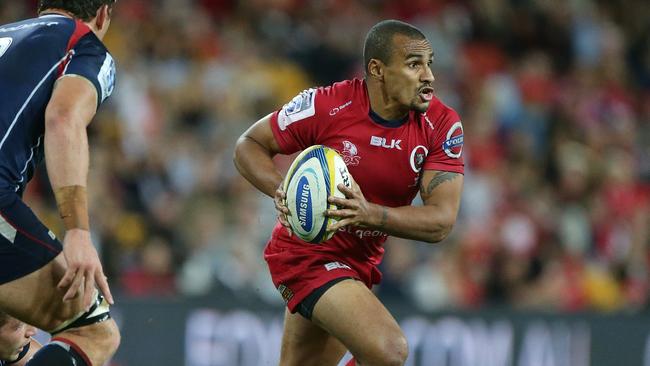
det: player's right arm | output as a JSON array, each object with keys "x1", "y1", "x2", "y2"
[
  {"x1": 44, "y1": 76, "x2": 113, "y2": 309},
  {"x1": 233, "y1": 114, "x2": 292, "y2": 231},
  {"x1": 233, "y1": 114, "x2": 284, "y2": 198}
]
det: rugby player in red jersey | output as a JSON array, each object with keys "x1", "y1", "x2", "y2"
[{"x1": 234, "y1": 19, "x2": 464, "y2": 366}]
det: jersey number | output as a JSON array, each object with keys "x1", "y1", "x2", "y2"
[{"x1": 0, "y1": 37, "x2": 12, "y2": 59}]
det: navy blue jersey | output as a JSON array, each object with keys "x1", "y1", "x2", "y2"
[{"x1": 0, "y1": 14, "x2": 115, "y2": 200}]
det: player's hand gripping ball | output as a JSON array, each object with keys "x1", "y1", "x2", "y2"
[{"x1": 283, "y1": 145, "x2": 352, "y2": 243}]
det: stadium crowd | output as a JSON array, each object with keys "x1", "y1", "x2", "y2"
[{"x1": 2, "y1": 0, "x2": 648, "y2": 313}]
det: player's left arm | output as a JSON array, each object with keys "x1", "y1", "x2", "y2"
[
  {"x1": 327, "y1": 170, "x2": 463, "y2": 243},
  {"x1": 45, "y1": 39, "x2": 116, "y2": 308}
]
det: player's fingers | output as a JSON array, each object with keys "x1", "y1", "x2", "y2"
[
  {"x1": 326, "y1": 208, "x2": 353, "y2": 218},
  {"x1": 95, "y1": 270, "x2": 114, "y2": 305},
  {"x1": 328, "y1": 196, "x2": 349, "y2": 207},
  {"x1": 57, "y1": 267, "x2": 78, "y2": 290},
  {"x1": 327, "y1": 218, "x2": 353, "y2": 231},
  {"x1": 337, "y1": 184, "x2": 355, "y2": 197},
  {"x1": 278, "y1": 214, "x2": 290, "y2": 227},
  {"x1": 83, "y1": 271, "x2": 95, "y2": 310},
  {"x1": 351, "y1": 179, "x2": 361, "y2": 191},
  {"x1": 62, "y1": 270, "x2": 84, "y2": 301},
  {"x1": 275, "y1": 188, "x2": 286, "y2": 199},
  {"x1": 274, "y1": 199, "x2": 290, "y2": 215}
]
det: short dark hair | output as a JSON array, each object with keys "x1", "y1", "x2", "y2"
[
  {"x1": 363, "y1": 20, "x2": 426, "y2": 73},
  {"x1": 38, "y1": 0, "x2": 117, "y2": 21}
]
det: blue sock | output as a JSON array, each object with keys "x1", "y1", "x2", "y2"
[{"x1": 26, "y1": 339, "x2": 90, "y2": 366}]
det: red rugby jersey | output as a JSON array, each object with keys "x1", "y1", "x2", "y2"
[{"x1": 269, "y1": 78, "x2": 464, "y2": 264}]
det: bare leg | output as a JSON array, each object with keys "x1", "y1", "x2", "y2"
[
  {"x1": 279, "y1": 308, "x2": 348, "y2": 366},
  {"x1": 311, "y1": 279, "x2": 407, "y2": 366},
  {"x1": 0, "y1": 253, "x2": 120, "y2": 366}
]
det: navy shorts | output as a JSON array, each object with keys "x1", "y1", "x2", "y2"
[{"x1": 0, "y1": 193, "x2": 63, "y2": 285}]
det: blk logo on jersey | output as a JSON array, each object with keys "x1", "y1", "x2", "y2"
[
  {"x1": 442, "y1": 121, "x2": 464, "y2": 158},
  {"x1": 370, "y1": 136, "x2": 402, "y2": 150},
  {"x1": 340, "y1": 140, "x2": 361, "y2": 166},
  {"x1": 324, "y1": 261, "x2": 351, "y2": 271}
]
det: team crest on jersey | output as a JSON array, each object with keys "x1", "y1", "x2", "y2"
[
  {"x1": 442, "y1": 121, "x2": 464, "y2": 158},
  {"x1": 409, "y1": 145, "x2": 429, "y2": 173},
  {"x1": 278, "y1": 89, "x2": 317, "y2": 130},
  {"x1": 340, "y1": 140, "x2": 361, "y2": 166}
]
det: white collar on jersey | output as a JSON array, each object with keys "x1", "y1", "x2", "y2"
[{"x1": 39, "y1": 14, "x2": 69, "y2": 18}]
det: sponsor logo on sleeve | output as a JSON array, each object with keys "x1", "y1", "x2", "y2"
[
  {"x1": 278, "y1": 89, "x2": 316, "y2": 130},
  {"x1": 442, "y1": 121, "x2": 463, "y2": 158},
  {"x1": 97, "y1": 52, "x2": 115, "y2": 102}
]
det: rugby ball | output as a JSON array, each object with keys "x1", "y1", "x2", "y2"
[{"x1": 283, "y1": 145, "x2": 352, "y2": 243}]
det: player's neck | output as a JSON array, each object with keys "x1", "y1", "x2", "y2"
[
  {"x1": 366, "y1": 82, "x2": 409, "y2": 121},
  {"x1": 39, "y1": 9, "x2": 102, "y2": 38}
]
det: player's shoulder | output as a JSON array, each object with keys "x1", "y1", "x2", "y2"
[
  {"x1": 0, "y1": 15, "x2": 76, "y2": 43},
  {"x1": 314, "y1": 78, "x2": 367, "y2": 117},
  {"x1": 425, "y1": 96, "x2": 460, "y2": 123},
  {"x1": 315, "y1": 78, "x2": 362, "y2": 101}
]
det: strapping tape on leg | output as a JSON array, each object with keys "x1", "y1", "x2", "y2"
[{"x1": 50, "y1": 290, "x2": 111, "y2": 335}]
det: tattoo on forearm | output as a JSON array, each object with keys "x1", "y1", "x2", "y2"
[
  {"x1": 424, "y1": 172, "x2": 459, "y2": 195},
  {"x1": 379, "y1": 206, "x2": 388, "y2": 228}
]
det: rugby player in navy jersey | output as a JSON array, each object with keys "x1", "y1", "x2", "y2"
[
  {"x1": 0, "y1": 1, "x2": 120, "y2": 365},
  {"x1": 235, "y1": 20, "x2": 464, "y2": 365},
  {"x1": 0, "y1": 312, "x2": 40, "y2": 366}
]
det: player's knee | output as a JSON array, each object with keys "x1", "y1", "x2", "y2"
[
  {"x1": 361, "y1": 332, "x2": 408, "y2": 366},
  {"x1": 380, "y1": 333, "x2": 408, "y2": 366},
  {"x1": 36, "y1": 305, "x2": 84, "y2": 332},
  {"x1": 90, "y1": 318, "x2": 121, "y2": 358},
  {"x1": 104, "y1": 318, "x2": 121, "y2": 355}
]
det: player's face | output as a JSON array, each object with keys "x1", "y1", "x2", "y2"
[
  {"x1": 383, "y1": 35, "x2": 435, "y2": 113},
  {"x1": 0, "y1": 318, "x2": 35, "y2": 361}
]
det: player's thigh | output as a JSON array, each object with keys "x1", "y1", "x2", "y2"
[
  {"x1": 0, "y1": 196, "x2": 84, "y2": 330},
  {"x1": 311, "y1": 279, "x2": 408, "y2": 365},
  {"x1": 0, "y1": 252, "x2": 85, "y2": 331},
  {"x1": 280, "y1": 308, "x2": 347, "y2": 366}
]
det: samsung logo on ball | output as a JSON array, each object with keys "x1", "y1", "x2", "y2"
[{"x1": 296, "y1": 176, "x2": 313, "y2": 231}]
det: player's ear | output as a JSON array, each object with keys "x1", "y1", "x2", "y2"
[
  {"x1": 95, "y1": 4, "x2": 110, "y2": 31},
  {"x1": 367, "y1": 59, "x2": 384, "y2": 81}
]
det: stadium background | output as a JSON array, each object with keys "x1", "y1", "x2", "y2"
[{"x1": 2, "y1": 0, "x2": 649, "y2": 365}]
